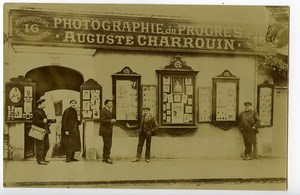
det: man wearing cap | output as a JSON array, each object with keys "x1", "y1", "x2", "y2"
[
  {"x1": 127, "y1": 107, "x2": 159, "y2": 163},
  {"x1": 239, "y1": 101, "x2": 261, "y2": 160},
  {"x1": 61, "y1": 100, "x2": 82, "y2": 163},
  {"x1": 99, "y1": 99, "x2": 116, "y2": 164},
  {"x1": 33, "y1": 98, "x2": 51, "y2": 165}
]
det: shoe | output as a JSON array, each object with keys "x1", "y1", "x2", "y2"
[
  {"x1": 103, "y1": 159, "x2": 113, "y2": 164},
  {"x1": 43, "y1": 159, "x2": 50, "y2": 163},
  {"x1": 71, "y1": 158, "x2": 79, "y2": 162},
  {"x1": 131, "y1": 158, "x2": 140, "y2": 162},
  {"x1": 37, "y1": 161, "x2": 47, "y2": 165},
  {"x1": 66, "y1": 159, "x2": 71, "y2": 163},
  {"x1": 145, "y1": 159, "x2": 150, "y2": 163},
  {"x1": 243, "y1": 156, "x2": 253, "y2": 160}
]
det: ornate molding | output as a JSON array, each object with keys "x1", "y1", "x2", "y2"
[{"x1": 12, "y1": 45, "x2": 97, "y2": 56}]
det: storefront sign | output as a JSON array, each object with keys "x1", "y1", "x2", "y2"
[{"x1": 10, "y1": 10, "x2": 271, "y2": 54}]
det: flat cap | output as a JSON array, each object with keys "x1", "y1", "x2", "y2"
[
  {"x1": 244, "y1": 102, "x2": 252, "y2": 106},
  {"x1": 36, "y1": 98, "x2": 45, "y2": 105},
  {"x1": 142, "y1": 107, "x2": 150, "y2": 110}
]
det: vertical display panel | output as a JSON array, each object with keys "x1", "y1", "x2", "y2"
[
  {"x1": 112, "y1": 67, "x2": 141, "y2": 127},
  {"x1": 80, "y1": 79, "x2": 102, "y2": 121},
  {"x1": 156, "y1": 56, "x2": 198, "y2": 129},
  {"x1": 257, "y1": 80, "x2": 274, "y2": 127},
  {"x1": 212, "y1": 70, "x2": 239, "y2": 130},
  {"x1": 198, "y1": 87, "x2": 212, "y2": 122}
]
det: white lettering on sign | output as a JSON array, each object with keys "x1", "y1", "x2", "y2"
[{"x1": 12, "y1": 11, "x2": 267, "y2": 53}]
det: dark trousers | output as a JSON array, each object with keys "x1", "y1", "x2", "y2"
[
  {"x1": 136, "y1": 131, "x2": 152, "y2": 160},
  {"x1": 102, "y1": 134, "x2": 112, "y2": 160},
  {"x1": 66, "y1": 151, "x2": 75, "y2": 161},
  {"x1": 243, "y1": 134, "x2": 256, "y2": 157},
  {"x1": 36, "y1": 134, "x2": 50, "y2": 163}
]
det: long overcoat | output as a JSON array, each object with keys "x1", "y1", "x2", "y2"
[{"x1": 61, "y1": 107, "x2": 81, "y2": 152}]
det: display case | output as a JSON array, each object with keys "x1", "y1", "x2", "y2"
[
  {"x1": 142, "y1": 85, "x2": 157, "y2": 118},
  {"x1": 212, "y1": 70, "x2": 239, "y2": 130},
  {"x1": 156, "y1": 56, "x2": 198, "y2": 129},
  {"x1": 112, "y1": 67, "x2": 141, "y2": 127},
  {"x1": 80, "y1": 79, "x2": 102, "y2": 121},
  {"x1": 198, "y1": 87, "x2": 212, "y2": 122},
  {"x1": 257, "y1": 80, "x2": 274, "y2": 127},
  {"x1": 6, "y1": 76, "x2": 36, "y2": 123}
]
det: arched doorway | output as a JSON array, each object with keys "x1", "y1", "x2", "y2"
[
  {"x1": 24, "y1": 66, "x2": 84, "y2": 159},
  {"x1": 25, "y1": 65, "x2": 84, "y2": 100}
]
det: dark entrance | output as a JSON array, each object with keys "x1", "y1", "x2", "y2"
[{"x1": 24, "y1": 66, "x2": 84, "y2": 158}]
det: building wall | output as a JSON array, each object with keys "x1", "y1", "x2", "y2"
[
  {"x1": 6, "y1": 47, "x2": 287, "y2": 160},
  {"x1": 91, "y1": 50, "x2": 257, "y2": 159}
]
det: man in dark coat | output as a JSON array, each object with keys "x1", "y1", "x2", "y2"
[
  {"x1": 239, "y1": 102, "x2": 261, "y2": 160},
  {"x1": 33, "y1": 98, "x2": 51, "y2": 165},
  {"x1": 61, "y1": 100, "x2": 81, "y2": 163},
  {"x1": 127, "y1": 107, "x2": 159, "y2": 163},
  {"x1": 99, "y1": 99, "x2": 116, "y2": 164}
]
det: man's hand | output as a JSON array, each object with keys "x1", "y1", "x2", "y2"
[
  {"x1": 126, "y1": 123, "x2": 130, "y2": 128},
  {"x1": 43, "y1": 118, "x2": 47, "y2": 123},
  {"x1": 111, "y1": 119, "x2": 116, "y2": 124},
  {"x1": 65, "y1": 131, "x2": 70, "y2": 135}
]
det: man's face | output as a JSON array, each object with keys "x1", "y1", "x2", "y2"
[
  {"x1": 143, "y1": 109, "x2": 149, "y2": 116},
  {"x1": 245, "y1": 105, "x2": 250, "y2": 111},
  {"x1": 70, "y1": 101, "x2": 77, "y2": 108},
  {"x1": 39, "y1": 101, "x2": 46, "y2": 109},
  {"x1": 106, "y1": 101, "x2": 112, "y2": 109}
]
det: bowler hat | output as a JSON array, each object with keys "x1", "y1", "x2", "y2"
[
  {"x1": 36, "y1": 98, "x2": 45, "y2": 105},
  {"x1": 244, "y1": 102, "x2": 252, "y2": 106}
]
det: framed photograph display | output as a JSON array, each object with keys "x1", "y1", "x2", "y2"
[
  {"x1": 142, "y1": 85, "x2": 157, "y2": 118},
  {"x1": 257, "y1": 80, "x2": 274, "y2": 127},
  {"x1": 6, "y1": 76, "x2": 36, "y2": 122},
  {"x1": 156, "y1": 55, "x2": 198, "y2": 129},
  {"x1": 80, "y1": 79, "x2": 102, "y2": 121},
  {"x1": 212, "y1": 70, "x2": 239, "y2": 130},
  {"x1": 198, "y1": 87, "x2": 212, "y2": 122},
  {"x1": 112, "y1": 67, "x2": 141, "y2": 126}
]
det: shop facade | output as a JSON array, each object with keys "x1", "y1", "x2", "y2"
[{"x1": 3, "y1": 5, "x2": 288, "y2": 161}]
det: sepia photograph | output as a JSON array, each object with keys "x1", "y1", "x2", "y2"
[{"x1": 2, "y1": 1, "x2": 299, "y2": 195}]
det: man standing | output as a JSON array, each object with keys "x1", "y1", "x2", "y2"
[
  {"x1": 239, "y1": 102, "x2": 261, "y2": 160},
  {"x1": 99, "y1": 99, "x2": 116, "y2": 164},
  {"x1": 33, "y1": 98, "x2": 51, "y2": 165},
  {"x1": 61, "y1": 100, "x2": 81, "y2": 163},
  {"x1": 127, "y1": 107, "x2": 159, "y2": 163}
]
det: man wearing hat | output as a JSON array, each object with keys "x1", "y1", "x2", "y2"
[
  {"x1": 32, "y1": 98, "x2": 51, "y2": 165},
  {"x1": 239, "y1": 101, "x2": 261, "y2": 160},
  {"x1": 127, "y1": 107, "x2": 159, "y2": 163}
]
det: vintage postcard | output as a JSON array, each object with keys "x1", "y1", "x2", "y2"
[{"x1": 2, "y1": 2, "x2": 290, "y2": 192}]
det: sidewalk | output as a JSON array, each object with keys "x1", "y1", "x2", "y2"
[{"x1": 3, "y1": 157, "x2": 287, "y2": 187}]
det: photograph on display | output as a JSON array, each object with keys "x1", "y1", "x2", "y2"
[
  {"x1": 172, "y1": 103, "x2": 184, "y2": 123},
  {"x1": 163, "y1": 85, "x2": 170, "y2": 93},
  {"x1": 82, "y1": 100, "x2": 90, "y2": 111},
  {"x1": 216, "y1": 82, "x2": 237, "y2": 121},
  {"x1": 172, "y1": 77, "x2": 183, "y2": 93},
  {"x1": 185, "y1": 77, "x2": 192, "y2": 85},
  {"x1": 173, "y1": 94, "x2": 181, "y2": 102},
  {"x1": 24, "y1": 86, "x2": 32, "y2": 98},
  {"x1": 163, "y1": 76, "x2": 171, "y2": 85},
  {"x1": 82, "y1": 90, "x2": 90, "y2": 100},
  {"x1": 116, "y1": 80, "x2": 138, "y2": 120},
  {"x1": 2, "y1": 3, "x2": 290, "y2": 192},
  {"x1": 14, "y1": 107, "x2": 22, "y2": 118},
  {"x1": 186, "y1": 85, "x2": 193, "y2": 95}
]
